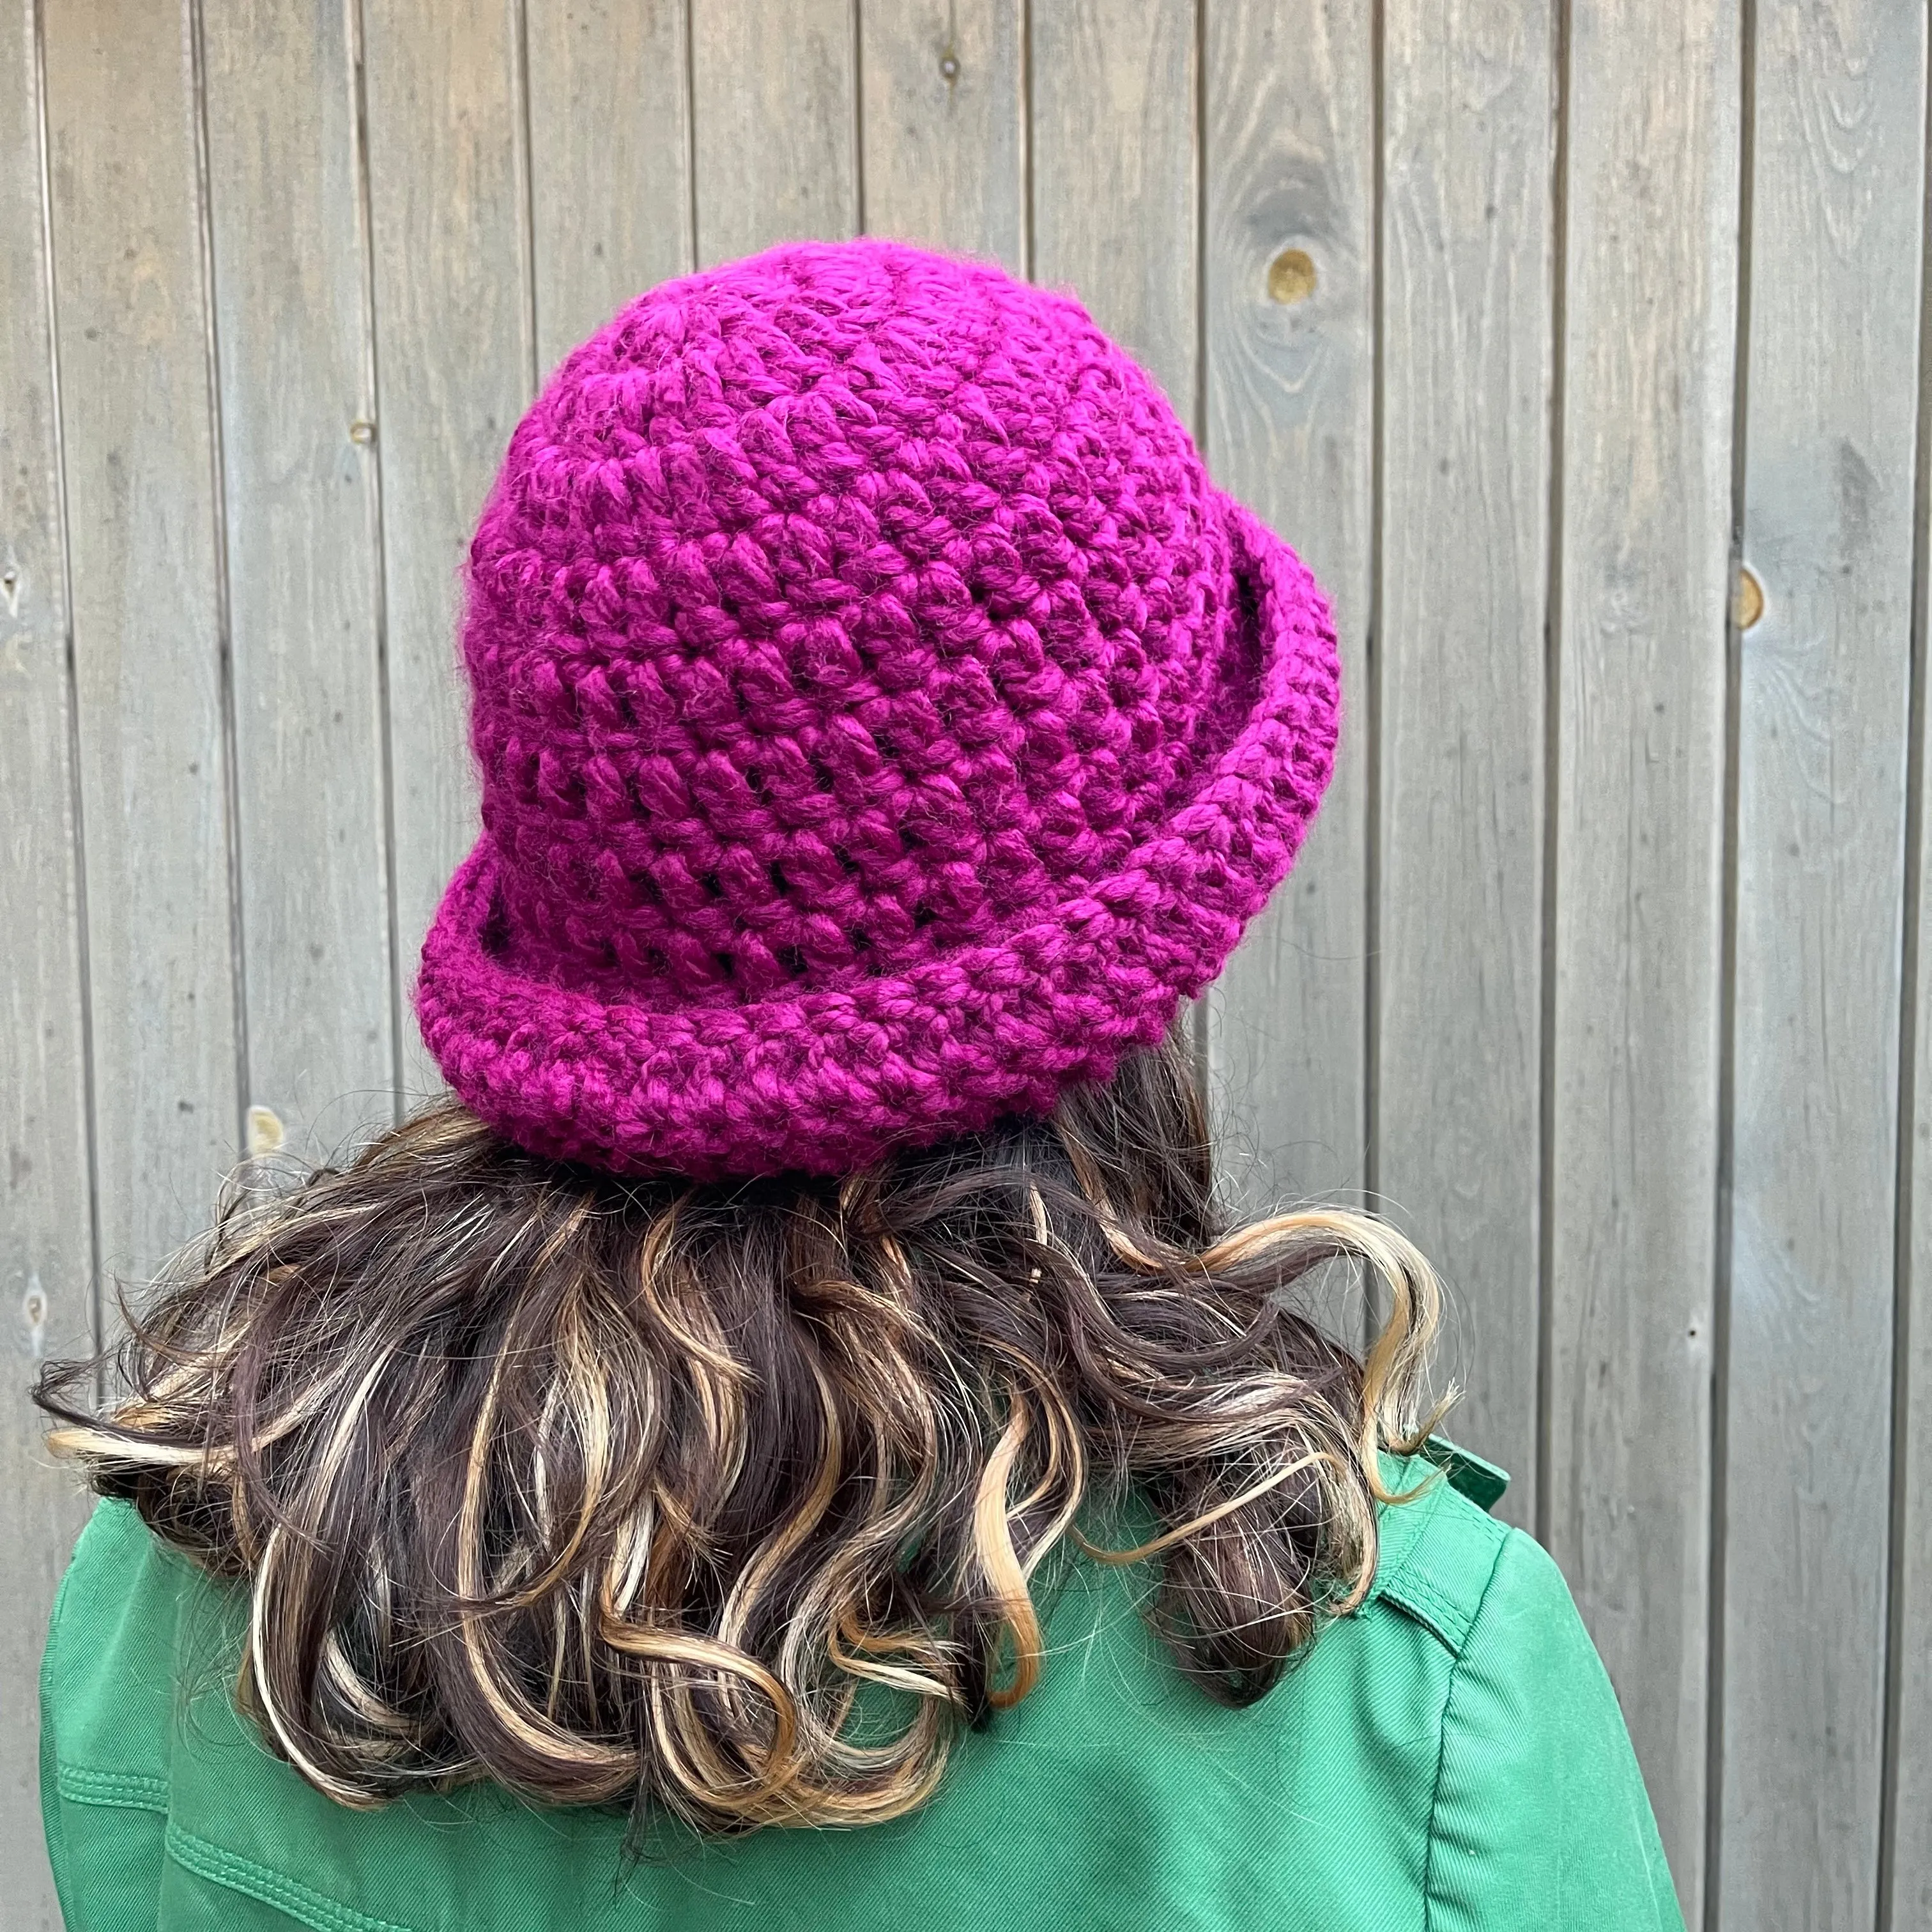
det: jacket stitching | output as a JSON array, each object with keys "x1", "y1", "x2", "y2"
[
  {"x1": 1362, "y1": 1465, "x2": 1448, "y2": 1612},
  {"x1": 55, "y1": 1763, "x2": 171, "y2": 1811},
  {"x1": 1372, "y1": 1479, "x2": 1508, "y2": 1659},
  {"x1": 165, "y1": 1821, "x2": 418, "y2": 1932},
  {"x1": 1381, "y1": 1573, "x2": 1470, "y2": 1655},
  {"x1": 1421, "y1": 1526, "x2": 1517, "y2": 1932}
]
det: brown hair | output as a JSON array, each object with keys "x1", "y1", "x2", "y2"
[{"x1": 38, "y1": 1032, "x2": 1446, "y2": 1832}]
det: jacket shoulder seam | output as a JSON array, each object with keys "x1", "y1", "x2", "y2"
[
  {"x1": 1373, "y1": 1482, "x2": 1510, "y2": 1657},
  {"x1": 37, "y1": 1498, "x2": 106, "y2": 1726},
  {"x1": 166, "y1": 1821, "x2": 420, "y2": 1932}
]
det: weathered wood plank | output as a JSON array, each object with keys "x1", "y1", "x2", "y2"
[
  {"x1": 1548, "y1": 0, "x2": 1739, "y2": 1913},
  {"x1": 364, "y1": 0, "x2": 535, "y2": 1105},
  {"x1": 859, "y1": 0, "x2": 1023, "y2": 269},
  {"x1": 1896, "y1": 632, "x2": 1932, "y2": 1924},
  {"x1": 1721, "y1": 3, "x2": 1924, "y2": 1923},
  {"x1": 1, "y1": 4, "x2": 94, "y2": 1919},
  {"x1": 43, "y1": 0, "x2": 241, "y2": 1280},
  {"x1": 1031, "y1": 0, "x2": 1195, "y2": 410},
  {"x1": 1376, "y1": 1, "x2": 1553, "y2": 1529},
  {"x1": 1201, "y1": 0, "x2": 1373, "y2": 1216},
  {"x1": 201, "y1": 0, "x2": 392, "y2": 1162},
  {"x1": 526, "y1": 0, "x2": 693, "y2": 371},
  {"x1": 689, "y1": 0, "x2": 856, "y2": 268}
]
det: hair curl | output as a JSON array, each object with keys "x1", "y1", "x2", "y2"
[{"x1": 38, "y1": 1032, "x2": 1446, "y2": 1832}]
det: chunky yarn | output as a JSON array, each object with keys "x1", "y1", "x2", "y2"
[{"x1": 416, "y1": 239, "x2": 1340, "y2": 1179}]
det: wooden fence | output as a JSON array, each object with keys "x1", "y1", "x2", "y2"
[{"x1": 3, "y1": 1, "x2": 1929, "y2": 1924}]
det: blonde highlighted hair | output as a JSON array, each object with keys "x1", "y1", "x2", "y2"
[{"x1": 40, "y1": 1031, "x2": 1446, "y2": 1832}]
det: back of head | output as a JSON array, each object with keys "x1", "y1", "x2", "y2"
[{"x1": 41, "y1": 239, "x2": 1441, "y2": 1836}]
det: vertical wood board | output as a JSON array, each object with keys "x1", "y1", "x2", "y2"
[
  {"x1": 43, "y1": 0, "x2": 242, "y2": 1285},
  {"x1": 201, "y1": 0, "x2": 394, "y2": 1162},
  {"x1": 859, "y1": 0, "x2": 1024, "y2": 270},
  {"x1": 1897, "y1": 620, "x2": 1932, "y2": 1925},
  {"x1": 525, "y1": 0, "x2": 693, "y2": 371},
  {"x1": 689, "y1": 0, "x2": 857, "y2": 266},
  {"x1": 1899, "y1": 178, "x2": 1932, "y2": 1894},
  {"x1": 1376, "y1": 0, "x2": 1554, "y2": 1526},
  {"x1": 1202, "y1": 0, "x2": 1374, "y2": 1218},
  {"x1": 0, "y1": 3, "x2": 94, "y2": 1922},
  {"x1": 364, "y1": 0, "x2": 535, "y2": 1104},
  {"x1": 1548, "y1": 0, "x2": 1740, "y2": 1912},
  {"x1": 1031, "y1": 0, "x2": 1195, "y2": 412},
  {"x1": 1722, "y1": 3, "x2": 1926, "y2": 1924}
]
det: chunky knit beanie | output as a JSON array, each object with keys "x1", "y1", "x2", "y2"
[{"x1": 416, "y1": 239, "x2": 1340, "y2": 1181}]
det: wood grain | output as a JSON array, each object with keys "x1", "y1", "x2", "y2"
[
  {"x1": 1547, "y1": 0, "x2": 1739, "y2": 1912},
  {"x1": 1376, "y1": 1, "x2": 1553, "y2": 1529},
  {"x1": 526, "y1": 0, "x2": 693, "y2": 371},
  {"x1": 0, "y1": 4, "x2": 94, "y2": 1919},
  {"x1": 364, "y1": 0, "x2": 535, "y2": 1104},
  {"x1": 859, "y1": 0, "x2": 1023, "y2": 269},
  {"x1": 1030, "y1": 0, "x2": 1195, "y2": 410},
  {"x1": 201, "y1": 0, "x2": 393, "y2": 1163},
  {"x1": 1202, "y1": 0, "x2": 1373, "y2": 1217},
  {"x1": 1722, "y1": 3, "x2": 1924, "y2": 1923},
  {"x1": 689, "y1": 0, "x2": 856, "y2": 267},
  {"x1": 1896, "y1": 579, "x2": 1932, "y2": 1926},
  {"x1": 42, "y1": 0, "x2": 241, "y2": 1286}
]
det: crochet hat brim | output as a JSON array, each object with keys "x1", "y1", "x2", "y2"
[{"x1": 415, "y1": 498, "x2": 1340, "y2": 1181}]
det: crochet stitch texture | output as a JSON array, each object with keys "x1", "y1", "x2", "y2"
[{"x1": 417, "y1": 239, "x2": 1341, "y2": 1179}]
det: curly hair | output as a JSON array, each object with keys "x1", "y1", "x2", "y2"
[{"x1": 37, "y1": 1031, "x2": 1446, "y2": 1832}]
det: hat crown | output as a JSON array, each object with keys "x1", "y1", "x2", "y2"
[{"x1": 462, "y1": 240, "x2": 1248, "y2": 1010}]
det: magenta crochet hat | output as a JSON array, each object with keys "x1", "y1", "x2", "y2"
[{"x1": 416, "y1": 240, "x2": 1340, "y2": 1181}]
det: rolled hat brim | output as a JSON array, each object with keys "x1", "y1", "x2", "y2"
[{"x1": 415, "y1": 498, "x2": 1339, "y2": 1181}]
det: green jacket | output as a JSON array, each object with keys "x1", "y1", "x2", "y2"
[{"x1": 41, "y1": 1450, "x2": 1682, "y2": 1931}]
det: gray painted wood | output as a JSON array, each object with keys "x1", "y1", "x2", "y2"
[
  {"x1": 201, "y1": 0, "x2": 394, "y2": 1163},
  {"x1": 689, "y1": 0, "x2": 857, "y2": 268},
  {"x1": 42, "y1": 0, "x2": 242, "y2": 1285},
  {"x1": 1722, "y1": 3, "x2": 1924, "y2": 1924},
  {"x1": 363, "y1": 0, "x2": 535, "y2": 1105},
  {"x1": 1896, "y1": 615, "x2": 1932, "y2": 1923},
  {"x1": 1375, "y1": 3, "x2": 1553, "y2": 1530},
  {"x1": 859, "y1": 0, "x2": 1023, "y2": 270},
  {"x1": 1030, "y1": 0, "x2": 1195, "y2": 413},
  {"x1": 1547, "y1": 0, "x2": 1740, "y2": 1913},
  {"x1": 1, "y1": 5, "x2": 93, "y2": 1920},
  {"x1": 1202, "y1": 0, "x2": 1374, "y2": 1217},
  {"x1": 526, "y1": 0, "x2": 693, "y2": 372}
]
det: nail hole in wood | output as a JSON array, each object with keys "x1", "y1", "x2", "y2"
[{"x1": 1266, "y1": 249, "x2": 1317, "y2": 305}]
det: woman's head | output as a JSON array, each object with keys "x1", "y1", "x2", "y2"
[
  {"x1": 418, "y1": 238, "x2": 1340, "y2": 1180},
  {"x1": 42, "y1": 1029, "x2": 1443, "y2": 1830},
  {"x1": 42, "y1": 240, "x2": 1432, "y2": 1833}
]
